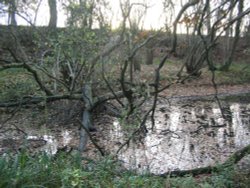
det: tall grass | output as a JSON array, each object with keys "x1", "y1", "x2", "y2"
[{"x1": 0, "y1": 151, "x2": 249, "y2": 188}]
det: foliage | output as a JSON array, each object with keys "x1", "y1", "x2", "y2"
[{"x1": 0, "y1": 152, "x2": 249, "y2": 188}]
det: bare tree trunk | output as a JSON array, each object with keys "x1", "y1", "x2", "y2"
[
  {"x1": 8, "y1": 0, "x2": 17, "y2": 26},
  {"x1": 79, "y1": 83, "x2": 95, "y2": 152},
  {"x1": 205, "y1": 0, "x2": 211, "y2": 34},
  {"x1": 48, "y1": 0, "x2": 57, "y2": 28},
  {"x1": 146, "y1": 48, "x2": 154, "y2": 65},
  {"x1": 33, "y1": 0, "x2": 43, "y2": 25},
  {"x1": 133, "y1": 55, "x2": 141, "y2": 72},
  {"x1": 224, "y1": 0, "x2": 234, "y2": 61},
  {"x1": 221, "y1": 0, "x2": 243, "y2": 71}
]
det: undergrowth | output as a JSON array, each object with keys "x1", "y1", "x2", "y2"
[{"x1": 0, "y1": 151, "x2": 249, "y2": 188}]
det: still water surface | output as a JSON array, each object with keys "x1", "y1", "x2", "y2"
[
  {"x1": 108, "y1": 101, "x2": 250, "y2": 174},
  {"x1": 1, "y1": 99, "x2": 249, "y2": 174}
]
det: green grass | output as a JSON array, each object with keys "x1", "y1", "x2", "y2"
[
  {"x1": 0, "y1": 68, "x2": 39, "y2": 102},
  {"x1": 0, "y1": 151, "x2": 249, "y2": 188},
  {"x1": 215, "y1": 62, "x2": 250, "y2": 84}
]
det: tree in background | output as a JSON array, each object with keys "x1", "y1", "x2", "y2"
[
  {"x1": 9, "y1": 0, "x2": 17, "y2": 25},
  {"x1": 173, "y1": 0, "x2": 250, "y2": 76},
  {"x1": 0, "y1": 0, "x2": 57, "y2": 27},
  {"x1": 48, "y1": 0, "x2": 57, "y2": 28},
  {"x1": 62, "y1": 0, "x2": 110, "y2": 29},
  {"x1": 220, "y1": 0, "x2": 244, "y2": 71},
  {"x1": 0, "y1": 0, "x2": 17, "y2": 25}
]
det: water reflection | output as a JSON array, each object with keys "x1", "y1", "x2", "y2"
[
  {"x1": 26, "y1": 130, "x2": 73, "y2": 155},
  {"x1": 110, "y1": 102, "x2": 250, "y2": 174}
]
